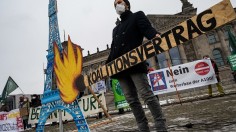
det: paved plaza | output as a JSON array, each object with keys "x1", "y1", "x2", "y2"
[
  {"x1": 88, "y1": 93, "x2": 236, "y2": 132},
  {"x1": 26, "y1": 85, "x2": 236, "y2": 132}
]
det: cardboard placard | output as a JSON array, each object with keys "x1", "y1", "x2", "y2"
[{"x1": 19, "y1": 108, "x2": 29, "y2": 117}]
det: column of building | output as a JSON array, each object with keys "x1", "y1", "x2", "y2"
[
  {"x1": 178, "y1": 44, "x2": 188, "y2": 63},
  {"x1": 148, "y1": 57, "x2": 158, "y2": 70},
  {"x1": 216, "y1": 28, "x2": 231, "y2": 58},
  {"x1": 165, "y1": 51, "x2": 171, "y2": 67}
]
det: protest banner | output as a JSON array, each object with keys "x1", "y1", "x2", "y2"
[
  {"x1": 228, "y1": 54, "x2": 236, "y2": 70},
  {"x1": 111, "y1": 79, "x2": 129, "y2": 109},
  {"x1": 28, "y1": 93, "x2": 106, "y2": 124},
  {"x1": 0, "y1": 119, "x2": 18, "y2": 132},
  {"x1": 0, "y1": 109, "x2": 24, "y2": 132},
  {"x1": 147, "y1": 59, "x2": 218, "y2": 95}
]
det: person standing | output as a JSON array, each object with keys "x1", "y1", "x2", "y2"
[
  {"x1": 106, "y1": 0, "x2": 167, "y2": 131},
  {"x1": 19, "y1": 96, "x2": 30, "y2": 130},
  {"x1": 203, "y1": 55, "x2": 225, "y2": 97},
  {"x1": 31, "y1": 94, "x2": 41, "y2": 129},
  {"x1": 31, "y1": 94, "x2": 41, "y2": 108}
]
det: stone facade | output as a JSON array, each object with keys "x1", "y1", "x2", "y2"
[{"x1": 82, "y1": 1, "x2": 236, "y2": 93}]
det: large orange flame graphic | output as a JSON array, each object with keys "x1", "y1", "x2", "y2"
[{"x1": 53, "y1": 36, "x2": 83, "y2": 104}]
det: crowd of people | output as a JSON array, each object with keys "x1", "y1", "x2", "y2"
[
  {"x1": 18, "y1": 94, "x2": 41, "y2": 130},
  {"x1": 0, "y1": 94, "x2": 41, "y2": 130}
]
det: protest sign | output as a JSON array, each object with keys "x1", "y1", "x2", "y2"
[
  {"x1": 228, "y1": 54, "x2": 236, "y2": 70},
  {"x1": 91, "y1": 80, "x2": 107, "y2": 93},
  {"x1": 111, "y1": 79, "x2": 129, "y2": 109},
  {"x1": 28, "y1": 93, "x2": 106, "y2": 124},
  {"x1": 0, "y1": 109, "x2": 24, "y2": 132},
  {"x1": 148, "y1": 59, "x2": 217, "y2": 95}
]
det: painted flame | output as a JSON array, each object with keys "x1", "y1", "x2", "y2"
[{"x1": 53, "y1": 36, "x2": 83, "y2": 104}]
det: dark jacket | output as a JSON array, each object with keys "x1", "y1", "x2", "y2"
[
  {"x1": 211, "y1": 60, "x2": 219, "y2": 74},
  {"x1": 211, "y1": 59, "x2": 220, "y2": 82},
  {"x1": 31, "y1": 96, "x2": 41, "y2": 108},
  {"x1": 106, "y1": 10, "x2": 158, "y2": 78}
]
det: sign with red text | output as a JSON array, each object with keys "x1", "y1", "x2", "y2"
[
  {"x1": 148, "y1": 59, "x2": 217, "y2": 95},
  {"x1": 0, "y1": 109, "x2": 24, "y2": 132}
]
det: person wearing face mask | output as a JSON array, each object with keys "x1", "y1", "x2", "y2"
[
  {"x1": 31, "y1": 94, "x2": 41, "y2": 108},
  {"x1": 106, "y1": 0, "x2": 167, "y2": 131},
  {"x1": 30, "y1": 94, "x2": 41, "y2": 129},
  {"x1": 203, "y1": 55, "x2": 225, "y2": 98},
  {"x1": 19, "y1": 96, "x2": 31, "y2": 130}
]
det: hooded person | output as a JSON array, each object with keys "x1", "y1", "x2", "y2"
[
  {"x1": 106, "y1": 0, "x2": 167, "y2": 131},
  {"x1": 31, "y1": 94, "x2": 41, "y2": 108}
]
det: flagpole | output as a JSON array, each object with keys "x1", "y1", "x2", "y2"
[
  {"x1": 18, "y1": 87, "x2": 25, "y2": 95},
  {"x1": 63, "y1": 30, "x2": 66, "y2": 42},
  {"x1": 59, "y1": 110, "x2": 63, "y2": 132},
  {"x1": 166, "y1": 59, "x2": 182, "y2": 105},
  {"x1": 43, "y1": 63, "x2": 45, "y2": 85}
]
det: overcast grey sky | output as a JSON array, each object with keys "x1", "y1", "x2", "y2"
[{"x1": 0, "y1": 0, "x2": 236, "y2": 95}]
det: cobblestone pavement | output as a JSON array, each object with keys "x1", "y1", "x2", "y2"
[
  {"x1": 26, "y1": 91, "x2": 236, "y2": 132},
  {"x1": 89, "y1": 93, "x2": 236, "y2": 132}
]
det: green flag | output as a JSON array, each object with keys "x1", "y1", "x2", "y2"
[
  {"x1": 228, "y1": 54, "x2": 236, "y2": 71},
  {"x1": 1, "y1": 76, "x2": 19, "y2": 101},
  {"x1": 111, "y1": 79, "x2": 129, "y2": 109},
  {"x1": 228, "y1": 31, "x2": 236, "y2": 55}
]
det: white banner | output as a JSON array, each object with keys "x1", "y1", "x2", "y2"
[
  {"x1": 0, "y1": 109, "x2": 24, "y2": 132},
  {"x1": 148, "y1": 59, "x2": 217, "y2": 95},
  {"x1": 91, "y1": 80, "x2": 106, "y2": 93},
  {"x1": 28, "y1": 93, "x2": 106, "y2": 124},
  {"x1": 0, "y1": 119, "x2": 18, "y2": 132}
]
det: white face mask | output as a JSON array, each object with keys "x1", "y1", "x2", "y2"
[{"x1": 116, "y1": 3, "x2": 126, "y2": 15}]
